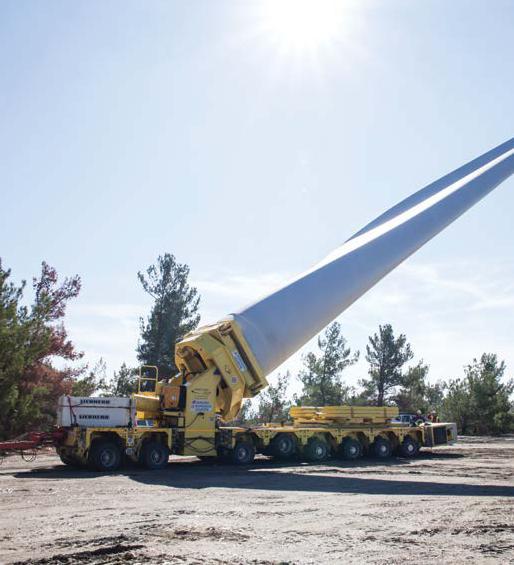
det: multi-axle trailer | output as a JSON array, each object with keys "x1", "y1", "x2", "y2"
[
  {"x1": 1, "y1": 138, "x2": 512, "y2": 472},
  {"x1": 52, "y1": 396, "x2": 457, "y2": 472},
  {"x1": 0, "y1": 392, "x2": 457, "y2": 472}
]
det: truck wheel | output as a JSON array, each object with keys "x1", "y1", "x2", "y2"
[
  {"x1": 305, "y1": 438, "x2": 329, "y2": 462},
  {"x1": 400, "y1": 437, "x2": 420, "y2": 458},
  {"x1": 270, "y1": 434, "x2": 296, "y2": 459},
  {"x1": 141, "y1": 441, "x2": 169, "y2": 470},
  {"x1": 89, "y1": 440, "x2": 122, "y2": 472},
  {"x1": 341, "y1": 437, "x2": 362, "y2": 460},
  {"x1": 231, "y1": 441, "x2": 255, "y2": 465},
  {"x1": 372, "y1": 437, "x2": 392, "y2": 458},
  {"x1": 59, "y1": 453, "x2": 82, "y2": 468},
  {"x1": 217, "y1": 447, "x2": 231, "y2": 461}
]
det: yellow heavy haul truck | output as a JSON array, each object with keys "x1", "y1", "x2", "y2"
[
  {"x1": 4, "y1": 139, "x2": 510, "y2": 470},
  {"x1": 53, "y1": 320, "x2": 457, "y2": 472}
]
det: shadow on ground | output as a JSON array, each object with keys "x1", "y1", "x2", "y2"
[{"x1": 10, "y1": 451, "x2": 514, "y2": 498}]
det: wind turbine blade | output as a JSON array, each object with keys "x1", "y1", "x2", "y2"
[
  {"x1": 231, "y1": 139, "x2": 514, "y2": 376},
  {"x1": 347, "y1": 137, "x2": 514, "y2": 242}
]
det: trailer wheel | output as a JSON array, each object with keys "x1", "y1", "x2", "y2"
[
  {"x1": 270, "y1": 434, "x2": 296, "y2": 459},
  {"x1": 89, "y1": 440, "x2": 122, "y2": 472},
  {"x1": 341, "y1": 437, "x2": 362, "y2": 460},
  {"x1": 399, "y1": 436, "x2": 420, "y2": 458},
  {"x1": 372, "y1": 437, "x2": 392, "y2": 458},
  {"x1": 59, "y1": 453, "x2": 73, "y2": 466},
  {"x1": 59, "y1": 453, "x2": 82, "y2": 468},
  {"x1": 141, "y1": 441, "x2": 169, "y2": 470},
  {"x1": 231, "y1": 441, "x2": 255, "y2": 465},
  {"x1": 21, "y1": 449, "x2": 37, "y2": 462},
  {"x1": 305, "y1": 438, "x2": 329, "y2": 462}
]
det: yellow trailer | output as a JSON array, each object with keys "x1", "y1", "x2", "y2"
[
  {"x1": 52, "y1": 312, "x2": 458, "y2": 472},
  {"x1": 54, "y1": 362, "x2": 456, "y2": 471},
  {"x1": 55, "y1": 404, "x2": 456, "y2": 471},
  {"x1": 212, "y1": 405, "x2": 456, "y2": 465},
  {"x1": 56, "y1": 425, "x2": 173, "y2": 471}
]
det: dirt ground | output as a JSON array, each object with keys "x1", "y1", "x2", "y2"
[{"x1": 0, "y1": 437, "x2": 513, "y2": 565}]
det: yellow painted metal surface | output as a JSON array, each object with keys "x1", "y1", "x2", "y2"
[
  {"x1": 219, "y1": 422, "x2": 424, "y2": 450},
  {"x1": 174, "y1": 319, "x2": 268, "y2": 421},
  {"x1": 60, "y1": 426, "x2": 173, "y2": 464},
  {"x1": 133, "y1": 393, "x2": 161, "y2": 416},
  {"x1": 290, "y1": 405, "x2": 399, "y2": 425}
]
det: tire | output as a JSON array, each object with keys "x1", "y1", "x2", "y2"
[
  {"x1": 372, "y1": 437, "x2": 392, "y2": 458},
  {"x1": 304, "y1": 438, "x2": 329, "y2": 462},
  {"x1": 88, "y1": 440, "x2": 122, "y2": 472},
  {"x1": 231, "y1": 441, "x2": 256, "y2": 465},
  {"x1": 399, "y1": 436, "x2": 420, "y2": 458},
  {"x1": 217, "y1": 447, "x2": 231, "y2": 461},
  {"x1": 270, "y1": 434, "x2": 296, "y2": 459},
  {"x1": 59, "y1": 452, "x2": 82, "y2": 468},
  {"x1": 341, "y1": 437, "x2": 362, "y2": 460},
  {"x1": 141, "y1": 441, "x2": 169, "y2": 470}
]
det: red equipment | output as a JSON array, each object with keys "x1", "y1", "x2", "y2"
[{"x1": 0, "y1": 429, "x2": 65, "y2": 464}]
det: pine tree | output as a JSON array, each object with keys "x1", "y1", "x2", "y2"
[
  {"x1": 361, "y1": 324, "x2": 413, "y2": 405},
  {"x1": 256, "y1": 372, "x2": 291, "y2": 423},
  {"x1": 296, "y1": 322, "x2": 359, "y2": 406},
  {"x1": 441, "y1": 377, "x2": 472, "y2": 432},
  {"x1": 441, "y1": 354, "x2": 513, "y2": 434},
  {"x1": 394, "y1": 362, "x2": 444, "y2": 414},
  {"x1": 72, "y1": 359, "x2": 108, "y2": 397},
  {"x1": 137, "y1": 254, "x2": 200, "y2": 378},
  {"x1": 0, "y1": 260, "x2": 82, "y2": 439},
  {"x1": 107, "y1": 363, "x2": 138, "y2": 396},
  {"x1": 466, "y1": 353, "x2": 513, "y2": 434}
]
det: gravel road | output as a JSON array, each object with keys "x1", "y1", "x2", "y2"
[{"x1": 1, "y1": 436, "x2": 513, "y2": 564}]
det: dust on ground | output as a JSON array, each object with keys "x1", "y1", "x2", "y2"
[{"x1": 1, "y1": 436, "x2": 513, "y2": 564}]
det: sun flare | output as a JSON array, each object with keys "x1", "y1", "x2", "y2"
[{"x1": 260, "y1": 0, "x2": 347, "y2": 56}]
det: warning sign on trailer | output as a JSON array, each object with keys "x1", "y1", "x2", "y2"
[{"x1": 191, "y1": 399, "x2": 213, "y2": 413}]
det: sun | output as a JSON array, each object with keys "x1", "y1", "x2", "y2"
[{"x1": 259, "y1": 0, "x2": 347, "y2": 56}]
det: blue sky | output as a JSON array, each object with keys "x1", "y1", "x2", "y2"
[{"x1": 1, "y1": 1, "x2": 513, "y2": 393}]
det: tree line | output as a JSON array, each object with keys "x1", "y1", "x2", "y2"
[
  {"x1": 238, "y1": 322, "x2": 513, "y2": 436},
  {"x1": 0, "y1": 254, "x2": 512, "y2": 439}
]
